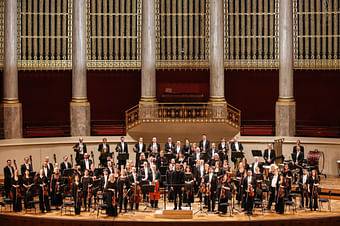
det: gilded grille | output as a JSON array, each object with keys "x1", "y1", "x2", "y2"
[
  {"x1": 18, "y1": 0, "x2": 72, "y2": 70},
  {"x1": 87, "y1": 0, "x2": 141, "y2": 70},
  {"x1": 155, "y1": 0, "x2": 210, "y2": 69}
]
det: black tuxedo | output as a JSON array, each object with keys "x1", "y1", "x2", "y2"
[
  {"x1": 60, "y1": 162, "x2": 72, "y2": 174},
  {"x1": 134, "y1": 143, "x2": 146, "y2": 169},
  {"x1": 204, "y1": 173, "x2": 218, "y2": 212},
  {"x1": 80, "y1": 159, "x2": 93, "y2": 172},
  {"x1": 199, "y1": 140, "x2": 210, "y2": 152},
  {"x1": 164, "y1": 142, "x2": 175, "y2": 153},
  {"x1": 42, "y1": 166, "x2": 53, "y2": 180},
  {"x1": 128, "y1": 173, "x2": 140, "y2": 185},
  {"x1": 148, "y1": 143, "x2": 161, "y2": 156},
  {"x1": 292, "y1": 149, "x2": 304, "y2": 165},
  {"x1": 293, "y1": 145, "x2": 305, "y2": 153},
  {"x1": 242, "y1": 176, "x2": 256, "y2": 213},
  {"x1": 116, "y1": 142, "x2": 129, "y2": 168},
  {"x1": 3, "y1": 166, "x2": 14, "y2": 196},
  {"x1": 73, "y1": 142, "x2": 87, "y2": 165},
  {"x1": 116, "y1": 142, "x2": 128, "y2": 153},
  {"x1": 98, "y1": 143, "x2": 110, "y2": 153},
  {"x1": 171, "y1": 170, "x2": 185, "y2": 209},
  {"x1": 20, "y1": 163, "x2": 33, "y2": 176},
  {"x1": 173, "y1": 146, "x2": 184, "y2": 155},
  {"x1": 218, "y1": 142, "x2": 229, "y2": 161},
  {"x1": 231, "y1": 142, "x2": 243, "y2": 152},
  {"x1": 98, "y1": 143, "x2": 111, "y2": 167},
  {"x1": 263, "y1": 149, "x2": 276, "y2": 165},
  {"x1": 182, "y1": 144, "x2": 191, "y2": 155},
  {"x1": 230, "y1": 141, "x2": 244, "y2": 163},
  {"x1": 251, "y1": 161, "x2": 263, "y2": 173},
  {"x1": 208, "y1": 148, "x2": 219, "y2": 159}
]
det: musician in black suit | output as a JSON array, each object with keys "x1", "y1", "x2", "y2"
[
  {"x1": 73, "y1": 137, "x2": 87, "y2": 165},
  {"x1": 251, "y1": 157, "x2": 263, "y2": 173},
  {"x1": 133, "y1": 137, "x2": 146, "y2": 170},
  {"x1": 208, "y1": 143, "x2": 219, "y2": 160},
  {"x1": 242, "y1": 170, "x2": 256, "y2": 214},
  {"x1": 37, "y1": 169, "x2": 51, "y2": 213},
  {"x1": 171, "y1": 163, "x2": 185, "y2": 210},
  {"x1": 98, "y1": 138, "x2": 111, "y2": 167},
  {"x1": 199, "y1": 134, "x2": 210, "y2": 152},
  {"x1": 148, "y1": 137, "x2": 161, "y2": 157},
  {"x1": 263, "y1": 143, "x2": 276, "y2": 165},
  {"x1": 164, "y1": 137, "x2": 175, "y2": 154},
  {"x1": 3, "y1": 160, "x2": 15, "y2": 197},
  {"x1": 204, "y1": 167, "x2": 218, "y2": 212},
  {"x1": 139, "y1": 161, "x2": 151, "y2": 201},
  {"x1": 182, "y1": 138, "x2": 191, "y2": 156},
  {"x1": 60, "y1": 155, "x2": 72, "y2": 175},
  {"x1": 116, "y1": 136, "x2": 129, "y2": 168},
  {"x1": 173, "y1": 140, "x2": 184, "y2": 156},
  {"x1": 292, "y1": 140, "x2": 304, "y2": 166},
  {"x1": 218, "y1": 138, "x2": 229, "y2": 162},
  {"x1": 20, "y1": 157, "x2": 33, "y2": 176},
  {"x1": 230, "y1": 137, "x2": 244, "y2": 165},
  {"x1": 80, "y1": 153, "x2": 93, "y2": 172},
  {"x1": 42, "y1": 161, "x2": 53, "y2": 180}
]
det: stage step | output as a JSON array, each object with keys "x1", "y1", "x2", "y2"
[{"x1": 154, "y1": 210, "x2": 193, "y2": 219}]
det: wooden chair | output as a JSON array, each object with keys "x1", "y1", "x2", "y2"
[
  {"x1": 319, "y1": 191, "x2": 331, "y2": 212},
  {"x1": 61, "y1": 194, "x2": 75, "y2": 215}
]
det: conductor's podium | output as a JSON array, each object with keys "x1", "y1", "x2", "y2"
[
  {"x1": 126, "y1": 102, "x2": 241, "y2": 142},
  {"x1": 154, "y1": 209, "x2": 193, "y2": 219}
]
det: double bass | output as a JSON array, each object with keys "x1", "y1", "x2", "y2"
[{"x1": 149, "y1": 180, "x2": 160, "y2": 201}]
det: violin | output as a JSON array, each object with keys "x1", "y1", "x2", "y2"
[{"x1": 248, "y1": 184, "x2": 255, "y2": 198}]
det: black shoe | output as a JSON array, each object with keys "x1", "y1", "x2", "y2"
[
  {"x1": 179, "y1": 207, "x2": 182, "y2": 210},
  {"x1": 173, "y1": 207, "x2": 177, "y2": 210}
]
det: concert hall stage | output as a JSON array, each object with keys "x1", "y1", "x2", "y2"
[{"x1": 1, "y1": 201, "x2": 340, "y2": 226}]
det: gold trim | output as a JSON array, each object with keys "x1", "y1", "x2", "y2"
[
  {"x1": 71, "y1": 97, "x2": 89, "y2": 103},
  {"x1": 2, "y1": 99, "x2": 20, "y2": 104}
]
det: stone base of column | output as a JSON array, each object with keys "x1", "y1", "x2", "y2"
[
  {"x1": 2, "y1": 101, "x2": 23, "y2": 139},
  {"x1": 139, "y1": 98, "x2": 157, "y2": 119},
  {"x1": 70, "y1": 100, "x2": 91, "y2": 136},
  {"x1": 209, "y1": 98, "x2": 227, "y2": 118},
  {"x1": 275, "y1": 99, "x2": 296, "y2": 136}
]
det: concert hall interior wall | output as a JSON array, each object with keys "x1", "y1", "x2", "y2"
[{"x1": 0, "y1": 69, "x2": 339, "y2": 138}]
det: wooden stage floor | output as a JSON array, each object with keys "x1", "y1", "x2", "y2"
[
  {"x1": 1, "y1": 191, "x2": 340, "y2": 226},
  {"x1": 1, "y1": 176, "x2": 340, "y2": 226}
]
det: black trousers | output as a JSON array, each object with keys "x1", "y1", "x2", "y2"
[
  {"x1": 173, "y1": 188, "x2": 183, "y2": 209},
  {"x1": 39, "y1": 193, "x2": 50, "y2": 212},
  {"x1": 207, "y1": 192, "x2": 216, "y2": 212}
]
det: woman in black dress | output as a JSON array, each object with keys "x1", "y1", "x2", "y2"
[
  {"x1": 11, "y1": 170, "x2": 22, "y2": 212},
  {"x1": 51, "y1": 168, "x2": 63, "y2": 209},
  {"x1": 183, "y1": 167, "x2": 194, "y2": 209},
  {"x1": 22, "y1": 169, "x2": 34, "y2": 209},
  {"x1": 72, "y1": 174, "x2": 82, "y2": 215},
  {"x1": 104, "y1": 174, "x2": 118, "y2": 217}
]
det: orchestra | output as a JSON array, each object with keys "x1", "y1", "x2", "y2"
[{"x1": 1, "y1": 136, "x2": 324, "y2": 217}]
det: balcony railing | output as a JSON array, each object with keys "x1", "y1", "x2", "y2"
[{"x1": 125, "y1": 102, "x2": 241, "y2": 131}]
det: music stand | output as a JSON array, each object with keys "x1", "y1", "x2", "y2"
[
  {"x1": 29, "y1": 171, "x2": 36, "y2": 178},
  {"x1": 231, "y1": 152, "x2": 244, "y2": 161},
  {"x1": 200, "y1": 152, "x2": 209, "y2": 162},
  {"x1": 142, "y1": 184, "x2": 155, "y2": 212},
  {"x1": 165, "y1": 153, "x2": 174, "y2": 162},
  {"x1": 63, "y1": 169, "x2": 74, "y2": 177},
  {"x1": 117, "y1": 153, "x2": 129, "y2": 161},
  {"x1": 94, "y1": 168, "x2": 104, "y2": 177},
  {"x1": 251, "y1": 150, "x2": 263, "y2": 157}
]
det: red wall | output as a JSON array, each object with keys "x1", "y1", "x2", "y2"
[
  {"x1": 18, "y1": 71, "x2": 72, "y2": 125},
  {"x1": 87, "y1": 70, "x2": 140, "y2": 122},
  {"x1": 0, "y1": 69, "x2": 338, "y2": 137}
]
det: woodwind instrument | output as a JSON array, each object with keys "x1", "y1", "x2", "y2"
[{"x1": 29, "y1": 155, "x2": 33, "y2": 169}]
